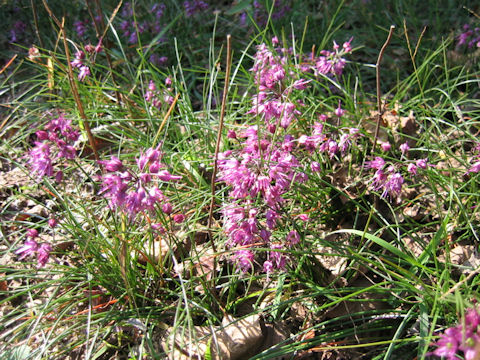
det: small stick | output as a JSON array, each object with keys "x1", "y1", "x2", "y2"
[
  {"x1": 208, "y1": 34, "x2": 232, "y2": 253},
  {"x1": 372, "y1": 25, "x2": 395, "y2": 155},
  {"x1": 30, "y1": 0, "x2": 44, "y2": 49},
  {"x1": 440, "y1": 265, "x2": 480, "y2": 301},
  {"x1": 152, "y1": 92, "x2": 180, "y2": 147}
]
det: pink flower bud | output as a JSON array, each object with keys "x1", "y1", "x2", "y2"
[
  {"x1": 162, "y1": 202, "x2": 173, "y2": 214},
  {"x1": 173, "y1": 214, "x2": 185, "y2": 223},
  {"x1": 381, "y1": 142, "x2": 391, "y2": 152},
  {"x1": 48, "y1": 218, "x2": 57, "y2": 228},
  {"x1": 36, "y1": 130, "x2": 48, "y2": 140},
  {"x1": 85, "y1": 44, "x2": 95, "y2": 53},
  {"x1": 27, "y1": 229, "x2": 39, "y2": 238}
]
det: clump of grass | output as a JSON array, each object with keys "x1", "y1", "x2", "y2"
[{"x1": 1, "y1": 1, "x2": 480, "y2": 359}]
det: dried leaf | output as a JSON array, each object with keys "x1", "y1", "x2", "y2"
[{"x1": 163, "y1": 314, "x2": 265, "y2": 360}]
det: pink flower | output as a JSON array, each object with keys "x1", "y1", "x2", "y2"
[
  {"x1": 430, "y1": 327, "x2": 461, "y2": 359},
  {"x1": 227, "y1": 130, "x2": 237, "y2": 139},
  {"x1": 365, "y1": 157, "x2": 385, "y2": 170},
  {"x1": 16, "y1": 239, "x2": 39, "y2": 260},
  {"x1": 37, "y1": 243, "x2": 52, "y2": 267},
  {"x1": 399, "y1": 142, "x2": 410, "y2": 155},
  {"x1": 173, "y1": 214, "x2": 185, "y2": 223},
  {"x1": 298, "y1": 214, "x2": 309, "y2": 221},
  {"x1": 468, "y1": 161, "x2": 480, "y2": 174},
  {"x1": 27, "y1": 229, "x2": 39, "y2": 238},
  {"x1": 78, "y1": 66, "x2": 90, "y2": 81},
  {"x1": 263, "y1": 260, "x2": 274, "y2": 273},
  {"x1": 334, "y1": 101, "x2": 345, "y2": 117},
  {"x1": 48, "y1": 218, "x2": 58, "y2": 228},
  {"x1": 287, "y1": 230, "x2": 300, "y2": 246},
  {"x1": 311, "y1": 161, "x2": 321, "y2": 172},
  {"x1": 407, "y1": 163, "x2": 417, "y2": 175},
  {"x1": 233, "y1": 250, "x2": 254, "y2": 272},
  {"x1": 381, "y1": 142, "x2": 391, "y2": 152},
  {"x1": 99, "y1": 156, "x2": 124, "y2": 172}
]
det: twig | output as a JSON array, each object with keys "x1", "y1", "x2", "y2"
[
  {"x1": 208, "y1": 34, "x2": 232, "y2": 254},
  {"x1": 372, "y1": 25, "x2": 395, "y2": 155},
  {"x1": 152, "y1": 93, "x2": 180, "y2": 147},
  {"x1": 30, "y1": 0, "x2": 44, "y2": 49},
  {"x1": 440, "y1": 265, "x2": 480, "y2": 301},
  {"x1": 404, "y1": 20, "x2": 426, "y2": 98},
  {"x1": 42, "y1": 0, "x2": 100, "y2": 165}
]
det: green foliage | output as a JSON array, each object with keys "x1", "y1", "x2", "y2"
[{"x1": 1, "y1": 0, "x2": 480, "y2": 359}]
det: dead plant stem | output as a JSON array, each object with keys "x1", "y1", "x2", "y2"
[
  {"x1": 208, "y1": 35, "x2": 232, "y2": 255},
  {"x1": 42, "y1": 0, "x2": 100, "y2": 164},
  {"x1": 372, "y1": 25, "x2": 395, "y2": 155}
]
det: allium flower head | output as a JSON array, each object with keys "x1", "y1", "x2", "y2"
[
  {"x1": 365, "y1": 157, "x2": 385, "y2": 170},
  {"x1": 37, "y1": 243, "x2": 52, "y2": 267},
  {"x1": 400, "y1": 142, "x2": 410, "y2": 155},
  {"x1": 381, "y1": 142, "x2": 391, "y2": 152},
  {"x1": 233, "y1": 250, "x2": 254, "y2": 272},
  {"x1": 16, "y1": 239, "x2": 39, "y2": 260}
]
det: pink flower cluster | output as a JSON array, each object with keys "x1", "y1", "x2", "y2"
[
  {"x1": 248, "y1": 41, "x2": 303, "y2": 130},
  {"x1": 119, "y1": 2, "x2": 168, "y2": 45},
  {"x1": 184, "y1": 0, "x2": 208, "y2": 17},
  {"x1": 70, "y1": 44, "x2": 102, "y2": 82},
  {"x1": 365, "y1": 142, "x2": 432, "y2": 200},
  {"x1": 98, "y1": 146, "x2": 182, "y2": 219},
  {"x1": 219, "y1": 37, "x2": 356, "y2": 273},
  {"x1": 144, "y1": 78, "x2": 174, "y2": 110},
  {"x1": 428, "y1": 307, "x2": 480, "y2": 360},
  {"x1": 456, "y1": 24, "x2": 480, "y2": 51},
  {"x1": 218, "y1": 127, "x2": 304, "y2": 272},
  {"x1": 298, "y1": 117, "x2": 360, "y2": 160},
  {"x1": 16, "y1": 229, "x2": 52, "y2": 268},
  {"x1": 27, "y1": 113, "x2": 79, "y2": 181},
  {"x1": 299, "y1": 38, "x2": 353, "y2": 78}
]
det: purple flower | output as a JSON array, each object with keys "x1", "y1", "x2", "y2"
[
  {"x1": 48, "y1": 218, "x2": 58, "y2": 228},
  {"x1": 269, "y1": 244, "x2": 287, "y2": 271},
  {"x1": 184, "y1": 0, "x2": 208, "y2": 17},
  {"x1": 173, "y1": 214, "x2": 185, "y2": 223},
  {"x1": 37, "y1": 243, "x2": 52, "y2": 267},
  {"x1": 99, "y1": 156, "x2": 124, "y2": 172},
  {"x1": 430, "y1": 327, "x2": 461, "y2": 360},
  {"x1": 287, "y1": 230, "x2": 300, "y2": 246},
  {"x1": 311, "y1": 161, "x2": 321, "y2": 172},
  {"x1": 365, "y1": 157, "x2": 385, "y2": 170},
  {"x1": 399, "y1": 142, "x2": 410, "y2": 155},
  {"x1": 468, "y1": 161, "x2": 480, "y2": 174},
  {"x1": 16, "y1": 239, "x2": 39, "y2": 260},
  {"x1": 28, "y1": 142, "x2": 53, "y2": 178},
  {"x1": 78, "y1": 66, "x2": 90, "y2": 81},
  {"x1": 407, "y1": 163, "x2": 417, "y2": 175},
  {"x1": 416, "y1": 158, "x2": 429, "y2": 169},
  {"x1": 381, "y1": 142, "x2": 391, "y2": 152},
  {"x1": 263, "y1": 260, "x2": 274, "y2": 273},
  {"x1": 382, "y1": 172, "x2": 404, "y2": 198},
  {"x1": 335, "y1": 101, "x2": 345, "y2": 117},
  {"x1": 27, "y1": 229, "x2": 39, "y2": 239},
  {"x1": 233, "y1": 250, "x2": 254, "y2": 272}
]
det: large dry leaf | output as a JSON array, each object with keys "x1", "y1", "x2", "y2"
[{"x1": 163, "y1": 314, "x2": 265, "y2": 360}]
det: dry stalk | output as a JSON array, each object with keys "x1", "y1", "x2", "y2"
[
  {"x1": 372, "y1": 25, "x2": 395, "y2": 155},
  {"x1": 30, "y1": 0, "x2": 44, "y2": 49},
  {"x1": 208, "y1": 34, "x2": 232, "y2": 254},
  {"x1": 41, "y1": 0, "x2": 100, "y2": 165}
]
